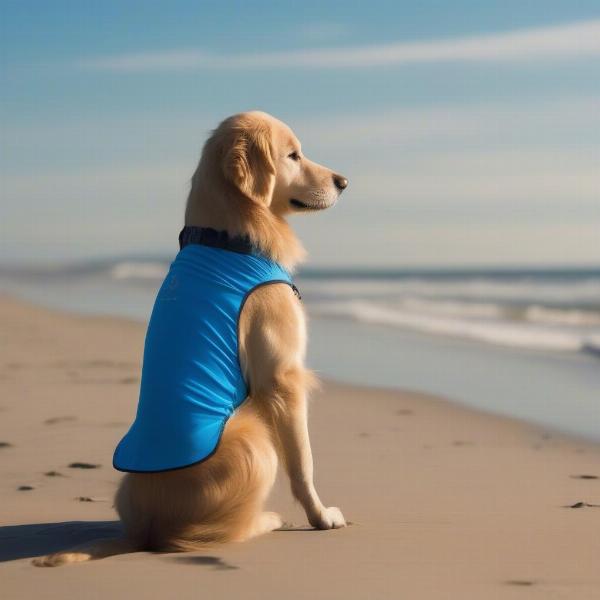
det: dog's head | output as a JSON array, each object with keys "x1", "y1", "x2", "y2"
[{"x1": 206, "y1": 111, "x2": 348, "y2": 215}]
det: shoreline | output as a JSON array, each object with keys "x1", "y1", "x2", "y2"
[
  {"x1": 1, "y1": 294, "x2": 599, "y2": 599},
  {"x1": 3, "y1": 287, "x2": 600, "y2": 443}
]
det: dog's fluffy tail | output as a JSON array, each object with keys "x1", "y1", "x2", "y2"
[
  {"x1": 33, "y1": 407, "x2": 278, "y2": 565},
  {"x1": 119, "y1": 407, "x2": 279, "y2": 552},
  {"x1": 32, "y1": 537, "x2": 137, "y2": 567}
]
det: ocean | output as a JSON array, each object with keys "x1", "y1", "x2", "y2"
[{"x1": 1, "y1": 257, "x2": 599, "y2": 441}]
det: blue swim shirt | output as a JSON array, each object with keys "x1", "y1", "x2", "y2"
[{"x1": 113, "y1": 227, "x2": 296, "y2": 473}]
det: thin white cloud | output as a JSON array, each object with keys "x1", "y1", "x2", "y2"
[{"x1": 81, "y1": 19, "x2": 600, "y2": 71}]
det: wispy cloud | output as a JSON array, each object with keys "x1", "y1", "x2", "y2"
[{"x1": 81, "y1": 19, "x2": 600, "y2": 71}]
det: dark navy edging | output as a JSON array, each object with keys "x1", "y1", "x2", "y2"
[{"x1": 112, "y1": 418, "x2": 229, "y2": 473}]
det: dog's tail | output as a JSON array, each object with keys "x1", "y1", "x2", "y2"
[
  {"x1": 32, "y1": 537, "x2": 138, "y2": 567},
  {"x1": 33, "y1": 407, "x2": 278, "y2": 565}
]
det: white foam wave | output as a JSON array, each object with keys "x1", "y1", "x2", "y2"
[
  {"x1": 309, "y1": 300, "x2": 600, "y2": 354},
  {"x1": 399, "y1": 297, "x2": 505, "y2": 319},
  {"x1": 299, "y1": 277, "x2": 600, "y2": 305},
  {"x1": 110, "y1": 261, "x2": 168, "y2": 281},
  {"x1": 525, "y1": 305, "x2": 600, "y2": 326}
]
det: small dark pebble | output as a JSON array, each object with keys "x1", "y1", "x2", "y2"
[
  {"x1": 44, "y1": 470, "x2": 64, "y2": 477},
  {"x1": 506, "y1": 580, "x2": 535, "y2": 587},
  {"x1": 570, "y1": 474, "x2": 598, "y2": 480},
  {"x1": 68, "y1": 462, "x2": 101, "y2": 469},
  {"x1": 0, "y1": 441, "x2": 13, "y2": 448},
  {"x1": 18, "y1": 485, "x2": 35, "y2": 491}
]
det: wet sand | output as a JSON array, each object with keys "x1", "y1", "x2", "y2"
[{"x1": 1, "y1": 294, "x2": 599, "y2": 599}]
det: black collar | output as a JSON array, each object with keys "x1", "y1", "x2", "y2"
[{"x1": 179, "y1": 226, "x2": 259, "y2": 256}]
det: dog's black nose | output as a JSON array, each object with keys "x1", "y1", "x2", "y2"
[{"x1": 333, "y1": 175, "x2": 348, "y2": 191}]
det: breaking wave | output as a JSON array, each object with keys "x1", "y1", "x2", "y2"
[
  {"x1": 2, "y1": 257, "x2": 599, "y2": 356},
  {"x1": 308, "y1": 298, "x2": 600, "y2": 356}
]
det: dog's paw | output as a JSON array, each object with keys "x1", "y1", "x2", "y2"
[
  {"x1": 310, "y1": 506, "x2": 346, "y2": 530},
  {"x1": 261, "y1": 511, "x2": 284, "y2": 532}
]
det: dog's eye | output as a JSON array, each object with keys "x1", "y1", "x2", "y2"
[{"x1": 288, "y1": 151, "x2": 301, "y2": 162}]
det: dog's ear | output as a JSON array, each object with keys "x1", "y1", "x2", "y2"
[{"x1": 223, "y1": 123, "x2": 276, "y2": 205}]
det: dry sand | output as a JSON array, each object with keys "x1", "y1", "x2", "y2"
[{"x1": 1, "y1": 294, "x2": 599, "y2": 599}]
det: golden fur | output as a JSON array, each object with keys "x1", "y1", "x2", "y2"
[{"x1": 34, "y1": 111, "x2": 348, "y2": 566}]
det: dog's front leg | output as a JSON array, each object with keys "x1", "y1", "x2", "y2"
[
  {"x1": 268, "y1": 371, "x2": 346, "y2": 530},
  {"x1": 239, "y1": 284, "x2": 346, "y2": 530}
]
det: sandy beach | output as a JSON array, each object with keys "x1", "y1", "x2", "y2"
[{"x1": 1, "y1": 294, "x2": 599, "y2": 599}]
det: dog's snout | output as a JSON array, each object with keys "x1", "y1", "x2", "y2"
[{"x1": 333, "y1": 174, "x2": 348, "y2": 192}]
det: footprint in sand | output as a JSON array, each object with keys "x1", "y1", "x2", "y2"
[
  {"x1": 565, "y1": 501, "x2": 600, "y2": 509},
  {"x1": 172, "y1": 556, "x2": 239, "y2": 570},
  {"x1": 395, "y1": 408, "x2": 413, "y2": 416},
  {"x1": 506, "y1": 580, "x2": 535, "y2": 587},
  {"x1": 570, "y1": 474, "x2": 598, "y2": 480},
  {"x1": 76, "y1": 496, "x2": 109, "y2": 502},
  {"x1": 44, "y1": 470, "x2": 65, "y2": 477},
  {"x1": 68, "y1": 462, "x2": 101, "y2": 469},
  {"x1": 44, "y1": 416, "x2": 77, "y2": 425},
  {"x1": 6, "y1": 362, "x2": 24, "y2": 370}
]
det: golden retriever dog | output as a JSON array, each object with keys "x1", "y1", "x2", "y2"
[{"x1": 34, "y1": 111, "x2": 348, "y2": 566}]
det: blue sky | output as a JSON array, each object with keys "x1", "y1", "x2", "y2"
[{"x1": 2, "y1": 1, "x2": 599, "y2": 267}]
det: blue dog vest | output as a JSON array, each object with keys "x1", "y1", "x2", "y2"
[{"x1": 113, "y1": 228, "x2": 297, "y2": 473}]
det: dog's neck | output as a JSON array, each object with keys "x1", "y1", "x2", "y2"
[{"x1": 184, "y1": 166, "x2": 305, "y2": 272}]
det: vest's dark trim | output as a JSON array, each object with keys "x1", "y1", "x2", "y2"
[
  {"x1": 179, "y1": 226, "x2": 260, "y2": 255},
  {"x1": 112, "y1": 279, "x2": 300, "y2": 475},
  {"x1": 112, "y1": 418, "x2": 229, "y2": 473}
]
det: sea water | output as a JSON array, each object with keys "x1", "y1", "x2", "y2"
[{"x1": 1, "y1": 258, "x2": 598, "y2": 440}]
